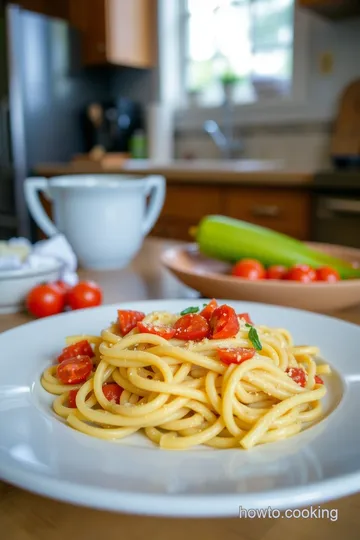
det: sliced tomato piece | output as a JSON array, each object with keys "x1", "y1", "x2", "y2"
[
  {"x1": 200, "y1": 299, "x2": 218, "y2": 322},
  {"x1": 173, "y1": 313, "x2": 209, "y2": 341},
  {"x1": 118, "y1": 309, "x2": 145, "y2": 335},
  {"x1": 238, "y1": 312, "x2": 253, "y2": 325},
  {"x1": 57, "y1": 355, "x2": 93, "y2": 385},
  {"x1": 57, "y1": 340, "x2": 94, "y2": 363},
  {"x1": 217, "y1": 347, "x2": 255, "y2": 365},
  {"x1": 102, "y1": 383, "x2": 123, "y2": 404},
  {"x1": 210, "y1": 305, "x2": 239, "y2": 340},
  {"x1": 314, "y1": 375, "x2": 324, "y2": 384},
  {"x1": 68, "y1": 389, "x2": 79, "y2": 408},
  {"x1": 137, "y1": 321, "x2": 175, "y2": 340},
  {"x1": 286, "y1": 367, "x2": 306, "y2": 387}
]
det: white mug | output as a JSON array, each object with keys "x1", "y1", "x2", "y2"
[{"x1": 24, "y1": 174, "x2": 166, "y2": 269}]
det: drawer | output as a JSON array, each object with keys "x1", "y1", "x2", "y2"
[
  {"x1": 151, "y1": 216, "x2": 195, "y2": 241},
  {"x1": 224, "y1": 188, "x2": 311, "y2": 240}
]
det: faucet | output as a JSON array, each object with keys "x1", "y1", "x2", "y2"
[{"x1": 203, "y1": 99, "x2": 243, "y2": 159}]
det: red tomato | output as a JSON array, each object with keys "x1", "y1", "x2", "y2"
[
  {"x1": 102, "y1": 383, "x2": 123, "y2": 404},
  {"x1": 286, "y1": 367, "x2": 306, "y2": 387},
  {"x1": 26, "y1": 283, "x2": 65, "y2": 318},
  {"x1": 54, "y1": 281, "x2": 71, "y2": 294},
  {"x1": 210, "y1": 305, "x2": 239, "y2": 340},
  {"x1": 217, "y1": 347, "x2": 255, "y2": 365},
  {"x1": 173, "y1": 313, "x2": 209, "y2": 341},
  {"x1": 266, "y1": 265, "x2": 287, "y2": 280},
  {"x1": 231, "y1": 259, "x2": 266, "y2": 280},
  {"x1": 137, "y1": 321, "x2": 175, "y2": 340},
  {"x1": 67, "y1": 281, "x2": 102, "y2": 310},
  {"x1": 57, "y1": 339, "x2": 94, "y2": 363},
  {"x1": 286, "y1": 265, "x2": 316, "y2": 283},
  {"x1": 200, "y1": 299, "x2": 218, "y2": 322},
  {"x1": 238, "y1": 312, "x2": 253, "y2": 325},
  {"x1": 316, "y1": 266, "x2": 340, "y2": 283},
  {"x1": 315, "y1": 375, "x2": 324, "y2": 384},
  {"x1": 57, "y1": 355, "x2": 93, "y2": 385},
  {"x1": 118, "y1": 310, "x2": 145, "y2": 335},
  {"x1": 68, "y1": 389, "x2": 78, "y2": 408}
]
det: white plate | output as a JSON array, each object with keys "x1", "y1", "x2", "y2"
[{"x1": 1, "y1": 299, "x2": 360, "y2": 517}]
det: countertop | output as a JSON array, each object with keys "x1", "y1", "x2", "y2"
[
  {"x1": 34, "y1": 159, "x2": 314, "y2": 187},
  {"x1": 1, "y1": 238, "x2": 360, "y2": 540}
]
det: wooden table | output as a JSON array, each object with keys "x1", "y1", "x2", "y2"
[{"x1": 1, "y1": 238, "x2": 360, "y2": 540}]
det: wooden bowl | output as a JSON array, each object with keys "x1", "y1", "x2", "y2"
[{"x1": 161, "y1": 242, "x2": 360, "y2": 313}]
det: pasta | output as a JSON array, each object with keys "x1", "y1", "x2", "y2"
[{"x1": 41, "y1": 300, "x2": 330, "y2": 450}]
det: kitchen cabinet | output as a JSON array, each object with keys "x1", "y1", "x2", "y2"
[
  {"x1": 68, "y1": 0, "x2": 157, "y2": 67},
  {"x1": 298, "y1": 0, "x2": 360, "y2": 20},
  {"x1": 150, "y1": 185, "x2": 311, "y2": 242},
  {"x1": 16, "y1": 0, "x2": 69, "y2": 19}
]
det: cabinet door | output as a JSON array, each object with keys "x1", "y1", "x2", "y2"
[
  {"x1": 69, "y1": 0, "x2": 107, "y2": 65},
  {"x1": 224, "y1": 188, "x2": 311, "y2": 240},
  {"x1": 151, "y1": 185, "x2": 223, "y2": 241},
  {"x1": 106, "y1": 0, "x2": 157, "y2": 68}
]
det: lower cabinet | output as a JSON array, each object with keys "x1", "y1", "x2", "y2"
[{"x1": 150, "y1": 184, "x2": 311, "y2": 242}]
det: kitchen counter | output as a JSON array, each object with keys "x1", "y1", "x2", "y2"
[
  {"x1": 1, "y1": 238, "x2": 360, "y2": 539},
  {"x1": 1, "y1": 238, "x2": 360, "y2": 540},
  {"x1": 34, "y1": 160, "x2": 314, "y2": 187}
]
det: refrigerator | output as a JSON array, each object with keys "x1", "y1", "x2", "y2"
[{"x1": 0, "y1": 4, "x2": 109, "y2": 240}]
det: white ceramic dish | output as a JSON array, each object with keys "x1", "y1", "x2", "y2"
[
  {"x1": 0, "y1": 299, "x2": 360, "y2": 517},
  {"x1": 0, "y1": 259, "x2": 63, "y2": 314}
]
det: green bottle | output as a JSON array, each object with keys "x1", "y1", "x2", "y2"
[{"x1": 130, "y1": 129, "x2": 147, "y2": 159}]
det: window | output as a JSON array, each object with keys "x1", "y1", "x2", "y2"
[{"x1": 181, "y1": 0, "x2": 295, "y2": 107}]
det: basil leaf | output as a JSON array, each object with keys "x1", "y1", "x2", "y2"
[
  {"x1": 245, "y1": 323, "x2": 252, "y2": 328},
  {"x1": 180, "y1": 306, "x2": 199, "y2": 316},
  {"x1": 248, "y1": 326, "x2": 262, "y2": 351}
]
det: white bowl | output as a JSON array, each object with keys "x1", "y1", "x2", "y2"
[{"x1": 0, "y1": 259, "x2": 63, "y2": 314}]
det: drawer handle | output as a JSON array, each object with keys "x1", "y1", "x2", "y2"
[{"x1": 251, "y1": 205, "x2": 281, "y2": 217}]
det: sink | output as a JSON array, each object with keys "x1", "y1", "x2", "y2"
[{"x1": 123, "y1": 159, "x2": 284, "y2": 172}]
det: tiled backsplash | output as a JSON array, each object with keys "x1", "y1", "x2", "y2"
[{"x1": 175, "y1": 122, "x2": 332, "y2": 170}]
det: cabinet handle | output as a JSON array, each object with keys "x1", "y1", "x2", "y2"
[{"x1": 251, "y1": 204, "x2": 280, "y2": 217}]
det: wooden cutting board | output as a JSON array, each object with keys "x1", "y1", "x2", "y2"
[{"x1": 331, "y1": 79, "x2": 360, "y2": 158}]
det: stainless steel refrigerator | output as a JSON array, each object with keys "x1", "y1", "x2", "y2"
[{"x1": 0, "y1": 4, "x2": 110, "y2": 240}]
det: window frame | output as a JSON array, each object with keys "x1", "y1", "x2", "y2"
[{"x1": 170, "y1": 0, "x2": 311, "y2": 129}]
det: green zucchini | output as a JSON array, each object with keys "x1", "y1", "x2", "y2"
[{"x1": 193, "y1": 215, "x2": 360, "y2": 280}]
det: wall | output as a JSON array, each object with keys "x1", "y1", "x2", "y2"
[{"x1": 174, "y1": 10, "x2": 360, "y2": 170}]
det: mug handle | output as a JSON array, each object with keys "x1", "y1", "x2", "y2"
[
  {"x1": 142, "y1": 176, "x2": 166, "y2": 236},
  {"x1": 24, "y1": 177, "x2": 59, "y2": 237}
]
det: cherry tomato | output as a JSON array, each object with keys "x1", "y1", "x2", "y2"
[
  {"x1": 67, "y1": 281, "x2": 102, "y2": 310},
  {"x1": 286, "y1": 265, "x2": 316, "y2": 283},
  {"x1": 68, "y1": 389, "x2": 79, "y2": 408},
  {"x1": 315, "y1": 375, "x2": 324, "y2": 385},
  {"x1": 316, "y1": 266, "x2": 340, "y2": 283},
  {"x1": 137, "y1": 321, "x2": 175, "y2": 340},
  {"x1": 266, "y1": 265, "x2": 287, "y2": 280},
  {"x1": 200, "y1": 299, "x2": 218, "y2": 322},
  {"x1": 231, "y1": 259, "x2": 266, "y2": 280},
  {"x1": 217, "y1": 347, "x2": 255, "y2": 365},
  {"x1": 286, "y1": 367, "x2": 306, "y2": 387},
  {"x1": 54, "y1": 281, "x2": 71, "y2": 294},
  {"x1": 118, "y1": 310, "x2": 145, "y2": 335},
  {"x1": 173, "y1": 313, "x2": 209, "y2": 341},
  {"x1": 102, "y1": 383, "x2": 123, "y2": 404},
  {"x1": 26, "y1": 283, "x2": 65, "y2": 318},
  {"x1": 210, "y1": 305, "x2": 239, "y2": 340},
  {"x1": 57, "y1": 355, "x2": 93, "y2": 385},
  {"x1": 57, "y1": 339, "x2": 94, "y2": 363},
  {"x1": 238, "y1": 312, "x2": 253, "y2": 325}
]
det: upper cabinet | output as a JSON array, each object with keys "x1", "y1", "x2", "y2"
[
  {"x1": 68, "y1": 0, "x2": 157, "y2": 68},
  {"x1": 298, "y1": 0, "x2": 360, "y2": 20}
]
